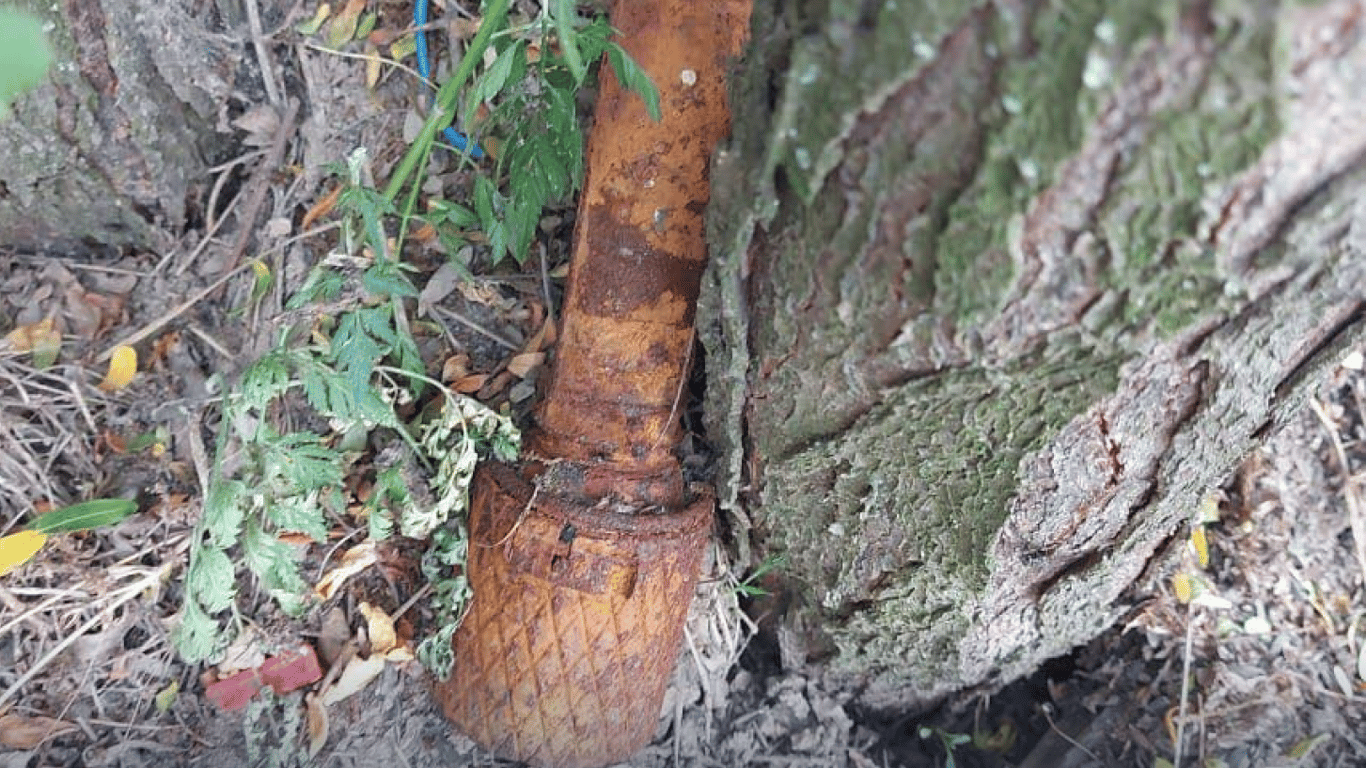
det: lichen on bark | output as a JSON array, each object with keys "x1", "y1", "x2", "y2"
[
  {"x1": 701, "y1": 0, "x2": 1366, "y2": 707},
  {"x1": 0, "y1": 0, "x2": 237, "y2": 253}
]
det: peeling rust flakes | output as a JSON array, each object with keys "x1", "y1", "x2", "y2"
[{"x1": 574, "y1": 203, "x2": 705, "y2": 323}]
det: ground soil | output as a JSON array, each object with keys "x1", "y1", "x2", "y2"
[{"x1": 5, "y1": 3, "x2": 1366, "y2": 766}]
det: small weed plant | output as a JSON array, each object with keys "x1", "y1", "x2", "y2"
[{"x1": 173, "y1": 0, "x2": 658, "y2": 673}]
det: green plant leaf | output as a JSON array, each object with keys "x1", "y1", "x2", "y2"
[
  {"x1": 0, "y1": 9, "x2": 52, "y2": 119},
  {"x1": 266, "y1": 494, "x2": 328, "y2": 542},
  {"x1": 205, "y1": 479, "x2": 249, "y2": 549},
  {"x1": 29, "y1": 498, "x2": 136, "y2": 533},
  {"x1": 189, "y1": 547, "x2": 237, "y2": 613},
  {"x1": 172, "y1": 596, "x2": 222, "y2": 662},
  {"x1": 242, "y1": 520, "x2": 308, "y2": 614},
  {"x1": 551, "y1": 0, "x2": 585, "y2": 84},
  {"x1": 606, "y1": 43, "x2": 661, "y2": 122}
]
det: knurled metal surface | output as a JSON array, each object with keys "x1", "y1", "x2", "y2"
[{"x1": 437, "y1": 463, "x2": 712, "y2": 768}]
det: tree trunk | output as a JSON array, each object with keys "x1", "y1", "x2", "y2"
[
  {"x1": 700, "y1": 0, "x2": 1366, "y2": 709},
  {"x1": 1, "y1": 0, "x2": 241, "y2": 254}
]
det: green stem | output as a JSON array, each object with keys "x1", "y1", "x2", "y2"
[{"x1": 382, "y1": 0, "x2": 513, "y2": 204}]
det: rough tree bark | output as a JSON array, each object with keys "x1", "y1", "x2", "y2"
[
  {"x1": 1, "y1": 0, "x2": 241, "y2": 254},
  {"x1": 700, "y1": 0, "x2": 1366, "y2": 709}
]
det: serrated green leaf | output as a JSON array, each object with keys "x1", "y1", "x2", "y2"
[
  {"x1": 29, "y1": 498, "x2": 136, "y2": 533},
  {"x1": 606, "y1": 43, "x2": 660, "y2": 122},
  {"x1": 189, "y1": 547, "x2": 236, "y2": 613},
  {"x1": 242, "y1": 520, "x2": 309, "y2": 614},
  {"x1": 172, "y1": 596, "x2": 222, "y2": 662},
  {"x1": 264, "y1": 434, "x2": 343, "y2": 491},
  {"x1": 573, "y1": 16, "x2": 612, "y2": 63},
  {"x1": 205, "y1": 480, "x2": 247, "y2": 548},
  {"x1": 240, "y1": 354, "x2": 292, "y2": 411},
  {"x1": 361, "y1": 263, "x2": 418, "y2": 298},
  {"x1": 551, "y1": 0, "x2": 585, "y2": 84},
  {"x1": 465, "y1": 39, "x2": 522, "y2": 126},
  {"x1": 266, "y1": 494, "x2": 328, "y2": 542}
]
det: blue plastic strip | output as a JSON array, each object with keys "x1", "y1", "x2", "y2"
[{"x1": 414, "y1": 0, "x2": 485, "y2": 159}]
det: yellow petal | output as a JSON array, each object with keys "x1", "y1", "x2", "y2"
[
  {"x1": 0, "y1": 530, "x2": 48, "y2": 577},
  {"x1": 99, "y1": 345, "x2": 137, "y2": 391}
]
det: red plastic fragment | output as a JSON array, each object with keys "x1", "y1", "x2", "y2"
[{"x1": 205, "y1": 645, "x2": 323, "y2": 711}]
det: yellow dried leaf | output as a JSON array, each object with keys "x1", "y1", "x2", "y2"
[
  {"x1": 5, "y1": 317, "x2": 62, "y2": 368},
  {"x1": 364, "y1": 43, "x2": 381, "y2": 89},
  {"x1": 99, "y1": 345, "x2": 137, "y2": 391},
  {"x1": 1189, "y1": 525, "x2": 1209, "y2": 570},
  {"x1": 359, "y1": 601, "x2": 397, "y2": 655},
  {"x1": 313, "y1": 541, "x2": 378, "y2": 600},
  {"x1": 320, "y1": 653, "x2": 386, "y2": 707},
  {"x1": 0, "y1": 529, "x2": 47, "y2": 577},
  {"x1": 1173, "y1": 571, "x2": 1193, "y2": 604},
  {"x1": 384, "y1": 645, "x2": 414, "y2": 662}
]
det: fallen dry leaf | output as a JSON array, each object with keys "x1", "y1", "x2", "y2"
[
  {"x1": 507, "y1": 352, "x2": 545, "y2": 379},
  {"x1": 384, "y1": 645, "x2": 415, "y2": 663},
  {"x1": 302, "y1": 184, "x2": 343, "y2": 230},
  {"x1": 306, "y1": 692, "x2": 329, "y2": 757},
  {"x1": 0, "y1": 529, "x2": 48, "y2": 577},
  {"x1": 4, "y1": 316, "x2": 61, "y2": 368},
  {"x1": 98, "y1": 345, "x2": 137, "y2": 391},
  {"x1": 0, "y1": 713, "x2": 77, "y2": 749},
  {"x1": 442, "y1": 353, "x2": 471, "y2": 383},
  {"x1": 314, "y1": 541, "x2": 378, "y2": 600},
  {"x1": 358, "y1": 601, "x2": 397, "y2": 655},
  {"x1": 320, "y1": 653, "x2": 386, "y2": 707},
  {"x1": 318, "y1": 607, "x2": 351, "y2": 667},
  {"x1": 453, "y1": 373, "x2": 487, "y2": 394},
  {"x1": 418, "y1": 261, "x2": 465, "y2": 317}
]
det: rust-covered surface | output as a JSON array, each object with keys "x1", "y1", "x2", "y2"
[
  {"x1": 438, "y1": 463, "x2": 712, "y2": 767},
  {"x1": 437, "y1": 0, "x2": 751, "y2": 764},
  {"x1": 530, "y1": 0, "x2": 752, "y2": 478}
]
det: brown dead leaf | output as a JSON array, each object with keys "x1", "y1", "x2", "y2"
[
  {"x1": 149, "y1": 330, "x2": 181, "y2": 368},
  {"x1": 302, "y1": 185, "x2": 343, "y2": 230},
  {"x1": 0, "y1": 713, "x2": 77, "y2": 749},
  {"x1": 418, "y1": 261, "x2": 466, "y2": 317},
  {"x1": 521, "y1": 311, "x2": 557, "y2": 355},
  {"x1": 358, "y1": 601, "x2": 397, "y2": 655},
  {"x1": 63, "y1": 284, "x2": 124, "y2": 338},
  {"x1": 306, "y1": 692, "x2": 329, "y2": 757},
  {"x1": 318, "y1": 607, "x2": 351, "y2": 667},
  {"x1": 314, "y1": 541, "x2": 378, "y2": 601},
  {"x1": 447, "y1": 15, "x2": 481, "y2": 41},
  {"x1": 506, "y1": 352, "x2": 545, "y2": 379},
  {"x1": 452, "y1": 373, "x2": 487, "y2": 394},
  {"x1": 441, "y1": 353, "x2": 471, "y2": 383}
]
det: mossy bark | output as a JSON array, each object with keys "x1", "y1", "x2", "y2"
[
  {"x1": 700, "y1": 0, "x2": 1366, "y2": 709},
  {"x1": 1, "y1": 0, "x2": 241, "y2": 254}
]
